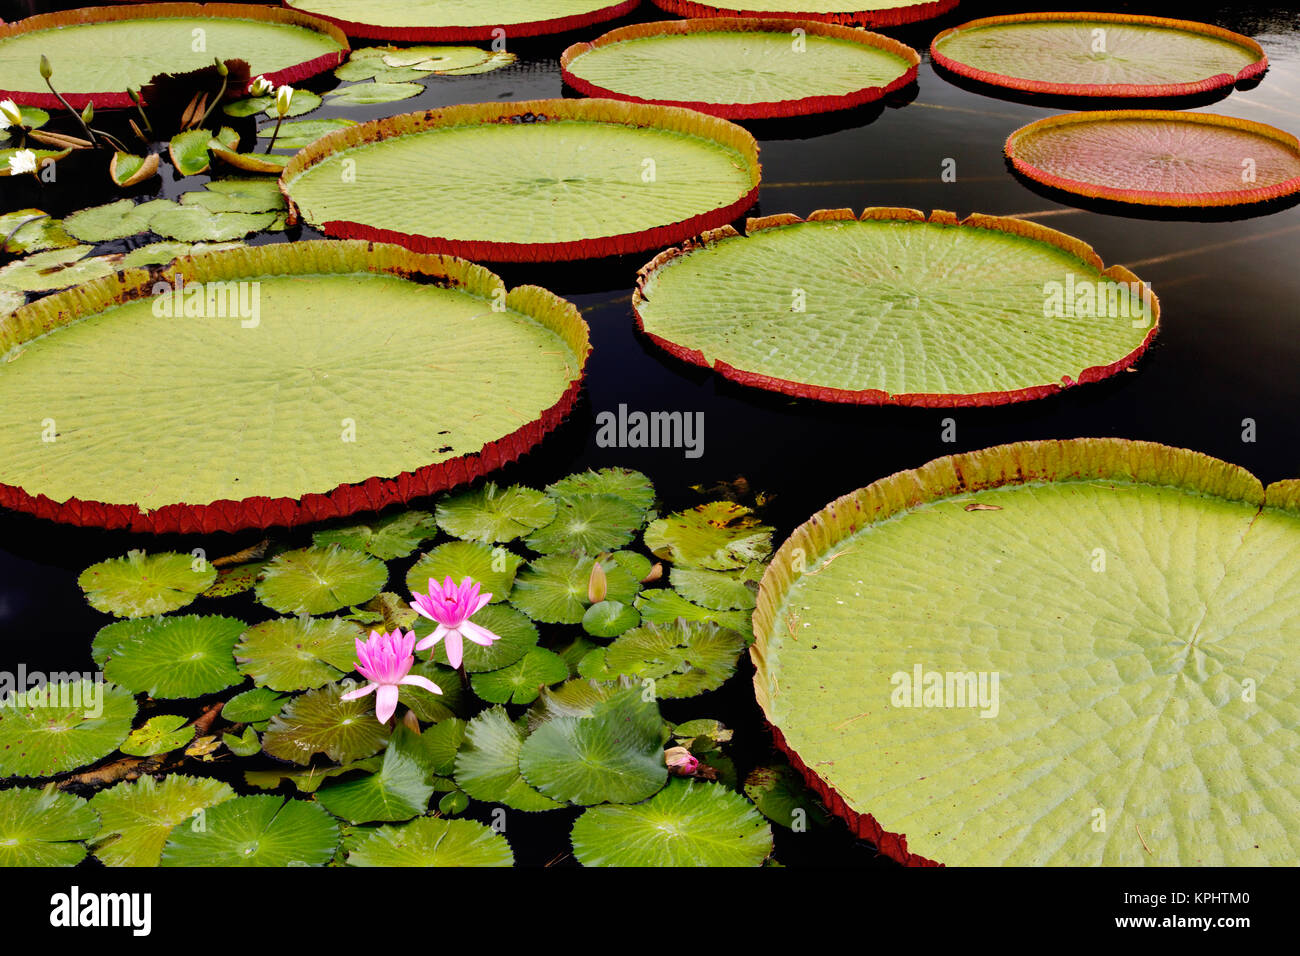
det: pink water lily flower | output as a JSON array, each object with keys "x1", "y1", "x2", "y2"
[
  {"x1": 410, "y1": 576, "x2": 499, "y2": 669},
  {"x1": 340, "y1": 629, "x2": 441, "y2": 723}
]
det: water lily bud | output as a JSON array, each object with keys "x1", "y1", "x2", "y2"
[
  {"x1": 39, "y1": 55, "x2": 52, "y2": 80},
  {"x1": 665, "y1": 746, "x2": 699, "y2": 776},
  {"x1": 274, "y1": 85, "x2": 294, "y2": 116},
  {"x1": 126, "y1": 87, "x2": 141, "y2": 105},
  {"x1": 215, "y1": 57, "x2": 228, "y2": 77},
  {"x1": 7, "y1": 148, "x2": 38, "y2": 176},
  {"x1": 248, "y1": 75, "x2": 273, "y2": 96},
  {"x1": 401, "y1": 709, "x2": 421, "y2": 735},
  {"x1": 0, "y1": 99, "x2": 22, "y2": 129},
  {"x1": 80, "y1": 101, "x2": 93, "y2": 125},
  {"x1": 588, "y1": 561, "x2": 608, "y2": 604},
  {"x1": 642, "y1": 562, "x2": 664, "y2": 584}
]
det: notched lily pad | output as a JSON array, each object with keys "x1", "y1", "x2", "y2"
[
  {"x1": 78, "y1": 550, "x2": 216, "y2": 618},
  {"x1": 255, "y1": 545, "x2": 388, "y2": 616},
  {"x1": 161, "y1": 795, "x2": 339, "y2": 867},
  {"x1": 262, "y1": 683, "x2": 390, "y2": 766},
  {"x1": 0, "y1": 787, "x2": 98, "y2": 867}
]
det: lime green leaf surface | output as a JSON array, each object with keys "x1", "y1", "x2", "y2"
[
  {"x1": 235, "y1": 615, "x2": 360, "y2": 691},
  {"x1": 601, "y1": 620, "x2": 746, "y2": 698},
  {"x1": 316, "y1": 726, "x2": 435, "y2": 823},
  {"x1": 161, "y1": 795, "x2": 339, "y2": 867},
  {"x1": 346, "y1": 816, "x2": 513, "y2": 867},
  {"x1": 470, "y1": 648, "x2": 568, "y2": 705},
  {"x1": 406, "y1": 540, "x2": 522, "y2": 604},
  {"x1": 435, "y1": 483, "x2": 556, "y2": 543},
  {"x1": 256, "y1": 545, "x2": 388, "y2": 616},
  {"x1": 93, "y1": 615, "x2": 245, "y2": 699},
  {"x1": 0, "y1": 787, "x2": 98, "y2": 867},
  {"x1": 121, "y1": 715, "x2": 196, "y2": 757},
  {"x1": 90, "y1": 775, "x2": 235, "y2": 867},
  {"x1": 78, "y1": 550, "x2": 216, "y2": 618},
  {"x1": 644, "y1": 502, "x2": 773, "y2": 570},
  {"x1": 0, "y1": 680, "x2": 137, "y2": 778},
  {"x1": 454, "y1": 707, "x2": 562, "y2": 812},
  {"x1": 313, "y1": 510, "x2": 437, "y2": 559},
  {"x1": 510, "y1": 553, "x2": 638, "y2": 624},
  {"x1": 262, "y1": 684, "x2": 389, "y2": 765},
  {"x1": 525, "y1": 494, "x2": 646, "y2": 554}
]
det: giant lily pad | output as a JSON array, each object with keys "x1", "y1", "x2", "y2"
[
  {"x1": 562, "y1": 18, "x2": 919, "y2": 119},
  {"x1": 930, "y1": 12, "x2": 1268, "y2": 98},
  {"x1": 571, "y1": 778, "x2": 772, "y2": 866},
  {"x1": 0, "y1": 787, "x2": 99, "y2": 867},
  {"x1": 346, "y1": 816, "x2": 513, "y2": 866},
  {"x1": 753, "y1": 438, "x2": 1300, "y2": 866},
  {"x1": 90, "y1": 775, "x2": 235, "y2": 867},
  {"x1": 1006, "y1": 111, "x2": 1300, "y2": 208},
  {"x1": 281, "y1": 98, "x2": 760, "y2": 263},
  {"x1": 78, "y1": 550, "x2": 216, "y2": 618},
  {"x1": 93, "y1": 615, "x2": 246, "y2": 699},
  {"x1": 0, "y1": 4, "x2": 348, "y2": 109},
  {"x1": 284, "y1": 0, "x2": 641, "y2": 42},
  {"x1": 0, "y1": 680, "x2": 137, "y2": 778},
  {"x1": 635, "y1": 209, "x2": 1159, "y2": 406},
  {"x1": 649, "y1": 0, "x2": 953, "y2": 28},
  {"x1": 161, "y1": 795, "x2": 339, "y2": 867},
  {"x1": 0, "y1": 241, "x2": 590, "y2": 533}
]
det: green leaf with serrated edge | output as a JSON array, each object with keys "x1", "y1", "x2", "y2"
[
  {"x1": 576, "y1": 647, "x2": 619, "y2": 682},
  {"x1": 79, "y1": 549, "x2": 216, "y2": 618},
  {"x1": 121, "y1": 714, "x2": 195, "y2": 757},
  {"x1": 0, "y1": 209, "x2": 78, "y2": 254},
  {"x1": 222, "y1": 687, "x2": 287, "y2": 724},
  {"x1": 602, "y1": 620, "x2": 746, "y2": 699},
  {"x1": 609, "y1": 549, "x2": 653, "y2": 583},
  {"x1": 344, "y1": 592, "x2": 420, "y2": 632},
  {"x1": 316, "y1": 726, "x2": 434, "y2": 824},
  {"x1": 416, "y1": 603, "x2": 537, "y2": 673},
  {"x1": 90, "y1": 775, "x2": 234, "y2": 867},
  {"x1": 257, "y1": 117, "x2": 358, "y2": 149},
  {"x1": 438, "y1": 51, "x2": 517, "y2": 75},
  {"x1": 0, "y1": 680, "x2": 136, "y2": 778},
  {"x1": 325, "y1": 82, "x2": 424, "y2": 106},
  {"x1": 546, "y1": 467, "x2": 655, "y2": 511},
  {"x1": 406, "y1": 540, "x2": 521, "y2": 604},
  {"x1": 235, "y1": 615, "x2": 360, "y2": 692},
  {"x1": 438, "y1": 790, "x2": 469, "y2": 815},
  {"x1": 262, "y1": 684, "x2": 389, "y2": 766},
  {"x1": 224, "y1": 726, "x2": 262, "y2": 757},
  {"x1": 245, "y1": 760, "x2": 376, "y2": 794},
  {"x1": 470, "y1": 647, "x2": 568, "y2": 706},
  {"x1": 582, "y1": 600, "x2": 640, "y2": 638},
  {"x1": 346, "y1": 816, "x2": 512, "y2": 867},
  {"x1": 670, "y1": 567, "x2": 756, "y2": 611},
  {"x1": 63, "y1": 199, "x2": 158, "y2": 242},
  {"x1": 314, "y1": 509, "x2": 437, "y2": 560},
  {"x1": 554, "y1": 636, "x2": 601, "y2": 678},
  {"x1": 518, "y1": 689, "x2": 668, "y2": 806},
  {"x1": 161, "y1": 795, "x2": 339, "y2": 867},
  {"x1": 571, "y1": 779, "x2": 772, "y2": 867},
  {"x1": 634, "y1": 588, "x2": 753, "y2": 639},
  {"x1": 454, "y1": 708, "x2": 561, "y2": 812},
  {"x1": 394, "y1": 660, "x2": 461, "y2": 723},
  {"x1": 744, "y1": 764, "x2": 832, "y2": 831},
  {"x1": 93, "y1": 615, "x2": 245, "y2": 699},
  {"x1": 435, "y1": 482, "x2": 557, "y2": 542},
  {"x1": 256, "y1": 545, "x2": 388, "y2": 616},
  {"x1": 510, "y1": 553, "x2": 638, "y2": 624},
  {"x1": 202, "y1": 561, "x2": 266, "y2": 598},
  {"x1": 524, "y1": 494, "x2": 645, "y2": 554},
  {"x1": 524, "y1": 678, "x2": 620, "y2": 731},
  {"x1": 0, "y1": 787, "x2": 98, "y2": 867},
  {"x1": 420, "y1": 718, "x2": 466, "y2": 776},
  {"x1": 644, "y1": 502, "x2": 773, "y2": 570}
]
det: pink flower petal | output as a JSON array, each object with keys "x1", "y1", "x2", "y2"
[
  {"x1": 399, "y1": 674, "x2": 443, "y2": 696},
  {"x1": 375, "y1": 684, "x2": 400, "y2": 724},
  {"x1": 341, "y1": 683, "x2": 377, "y2": 701}
]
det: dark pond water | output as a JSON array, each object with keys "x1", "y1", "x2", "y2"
[{"x1": 1, "y1": 0, "x2": 1297, "y2": 866}]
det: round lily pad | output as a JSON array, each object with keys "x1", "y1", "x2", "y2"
[
  {"x1": 262, "y1": 683, "x2": 389, "y2": 765},
  {"x1": 315, "y1": 727, "x2": 435, "y2": 823},
  {"x1": 671, "y1": 567, "x2": 755, "y2": 611},
  {"x1": 546, "y1": 467, "x2": 655, "y2": 512},
  {"x1": 222, "y1": 687, "x2": 289, "y2": 724},
  {"x1": 90, "y1": 774, "x2": 236, "y2": 868},
  {"x1": 419, "y1": 603, "x2": 538, "y2": 672},
  {"x1": 571, "y1": 778, "x2": 772, "y2": 866},
  {"x1": 649, "y1": 0, "x2": 954, "y2": 28},
  {"x1": 930, "y1": 12, "x2": 1268, "y2": 99},
  {"x1": 257, "y1": 117, "x2": 358, "y2": 149},
  {"x1": 0, "y1": 680, "x2": 137, "y2": 778},
  {"x1": 255, "y1": 545, "x2": 388, "y2": 616},
  {"x1": 285, "y1": 0, "x2": 641, "y2": 42},
  {"x1": 753, "y1": 438, "x2": 1300, "y2": 866},
  {"x1": 0, "y1": 787, "x2": 98, "y2": 867},
  {"x1": 63, "y1": 199, "x2": 158, "y2": 242},
  {"x1": 562, "y1": 18, "x2": 919, "y2": 119},
  {"x1": 644, "y1": 502, "x2": 772, "y2": 570},
  {"x1": 0, "y1": 5, "x2": 348, "y2": 109},
  {"x1": 93, "y1": 615, "x2": 246, "y2": 699},
  {"x1": 454, "y1": 707, "x2": 562, "y2": 812},
  {"x1": 634, "y1": 208, "x2": 1160, "y2": 406},
  {"x1": 511, "y1": 553, "x2": 639, "y2": 624},
  {"x1": 235, "y1": 615, "x2": 361, "y2": 691},
  {"x1": 601, "y1": 620, "x2": 747, "y2": 698},
  {"x1": 470, "y1": 648, "x2": 568, "y2": 705},
  {"x1": 582, "y1": 600, "x2": 640, "y2": 638},
  {"x1": 0, "y1": 246, "x2": 122, "y2": 293},
  {"x1": 120, "y1": 715, "x2": 196, "y2": 757},
  {"x1": 347, "y1": 816, "x2": 513, "y2": 866},
  {"x1": 0, "y1": 241, "x2": 590, "y2": 533},
  {"x1": 78, "y1": 550, "x2": 216, "y2": 618},
  {"x1": 325, "y1": 81, "x2": 424, "y2": 106},
  {"x1": 525, "y1": 494, "x2": 647, "y2": 554},
  {"x1": 313, "y1": 509, "x2": 437, "y2": 560},
  {"x1": 1006, "y1": 111, "x2": 1300, "y2": 208},
  {"x1": 161, "y1": 795, "x2": 339, "y2": 867},
  {"x1": 281, "y1": 98, "x2": 760, "y2": 263},
  {"x1": 406, "y1": 540, "x2": 523, "y2": 605},
  {"x1": 435, "y1": 483, "x2": 557, "y2": 542}
]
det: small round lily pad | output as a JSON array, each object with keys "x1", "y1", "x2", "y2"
[
  {"x1": 161, "y1": 795, "x2": 340, "y2": 867},
  {"x1": 78, "y1": 550, "x2": 217, "y2": 618},
  {"x1": 256, "y1": 545, "x2": 388, "y2": 615},
  {"x1": 346, "y1": 816, "x2": 514, "y2": 866},
  {"x1": 0, "y1": 787, "x2": 98, "y2": 867},
  {"x1": 93, "y1": 615, "x2": 246, "y2": 699},
  {"x1": 235, "y1": 615, "x2": 361, "y2": 691}
]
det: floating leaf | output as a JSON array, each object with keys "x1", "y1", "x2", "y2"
[
  {"x1": 182, "y1": 178, "x2": 287, "y2": 214},
  {"x1": 347, "y1": 816, "x2": 513, "y2": 867},
  {"x1": 510, "y1": 553, "x2": 638, "y2": 624},
  {"x1": 571, "y1": 778, "x2": 772, "y2": 867},
  {"x1": 168, "y1": 128, "x2": 215, "y2": 176},
  {"x1": 470, "y1": 648, "x2": 568, "y2": 706},
  {"x1": 601, "y1": 620, "x2": 747, "y2": 698},
  {"x1": 222, "y1": 687, "x2": 288, "y2": 724},
  {"x1": 0, "y1": 787, "x2": 98, "y2": 867},
  {"x1": 120, "y1": 715, "x2": 196, "y2": 757},
  {"x1": 93, "y1": 615, "x2": 245, "y2": 699},
  {"x1": 525, "y1": 494, "x2": 646, "y2": 554},
  {"x1": 147, "y1": 204, "x2": 277, "y2": 242},
  {"x1": 256, "y1": 545, "x2": 388, "y2": 616},
  {"x1": 547, "y1": 467, "x2": 655, "y2": 512},
  {"x1": 262, "y1": 683, "x2": 389, "y2": 766},
  {"x1": 161, "y1": 795, "x2": 339, "y2": 867},
  {"x1": 0, "y1": 245, "x2": 120, "y2": 293},
  {"x1": 202, "y1": 561, "x2": 267, "y2": 598},
  {"x1": 670, "y1": 566, "x2": 756, "y2": 611},
  {"x1": 285, "y1": 0, "x2": 641, "y2": 42},
  {"x1": 582, "y1": 600, "x2": 640, "y2": 638},
  {"x1": 380, "y1": 46, "x2": 491, "y2": 70},
  {"x1": 334, "y1": 51, "x2": 433, "y2": 83},
  {"x1": 89, "y1": 775, "x2": 235, "y2": 867},
  {"x1": 78, "y1": 550, "x2": 216, "y2": 618},
  {"x1": 0, "y1": 680, "x2": 136, "y2": 778},
  {"x1": 454, "y1": 707, "x2": 562, "y2": 812},
  {"x1": 314, "y1": 509, "x2": 438, "y2": 560},
  {"x1": 224, "y1": 726, "x2": 262, "y2": 756},
  {"x1": 635, "y1": 588, "x2": 753, "y2": 638},
  {"x1": 0, "y1": 209, "x2": 78, "y2": 254},
  {"x1": 344, "y1": 591, "x2": 419, "y2": 631},
  {"x1": 420, "y1": 718, "x2": 467, "y2": 776},
  {"x1": 435, "y1": 483, "x2": 557, "y2": 543},
  {"x1": 419, "y1": 603, "x2": 537, "y2": 673},
  {"x1": 744, "y1": 764, "x2": 832, "y2": 830},
  {"x1": 258, "y1": 117, "x2": 359, "y2": 149},
  {"x1": 325, "y1": 81, "x2": 424, "y2": 105},
  {"x1": 245, "y1": 760, "x2": 376, "y2": 794},
  {"x1": 120, "y1": 240, "x2": 244, "y2": 268},
  {"x1": 644, "y1": 502, "x2": 773, "y2": 570},
  {"x1": 109, "y1": 151, "x2": 160, "y2": 188},
  {"x1": 235, "y1": 615, "x2": 361, "y2": 691},
  {"x1": 395, "y1": 661, "x2": 463, "y2": 723},
  {"x1": 405, "y1": 540, "x2": 521, "y2": 605},
  {"x1": 316, "y1": 726, "x2": 435, "y2": 824}
]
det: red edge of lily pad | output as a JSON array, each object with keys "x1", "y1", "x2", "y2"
[
  {"x1": 930, "y1": 12, "x2": 1268, "y2": 99},
  {"x1": 0, "y1": 2, "x2": 349, "y2": 109},
  {"x1": 559, "y1": 18, "x2": 920, "y2": 120},
  {"x1": 281, "y1": 98, "x2": 763, "y2": 264},
  {"x1": 280, "y1": 0, "x2": 642, "y2": 42},
  {"x1": 0, "y1": 243, "x2": 590, "y2": 534},
  {"x1": 1006, "y1": 110, "x2": 1300, "y2": 208},
  {"x1": 649, "y1": 0, "x2": 958, "y2": 29},
  {"x1": 632, "y1": 208, "x2": 1161, "y2": 407}
]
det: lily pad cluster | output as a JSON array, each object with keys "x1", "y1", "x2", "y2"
[{"x1": 2, "y1": 467, "x2": 830, "y2": 867}]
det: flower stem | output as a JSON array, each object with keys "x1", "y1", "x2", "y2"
[
  {"x1": 264, "y1": 114, "x2": 284, "y2": 153},
  {"x1": 43, "y1": 76, "x2": 98, "y2": 147}
]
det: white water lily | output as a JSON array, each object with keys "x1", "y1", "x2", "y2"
[
  {"x1": 248, "y1": 74, "x2": 274, "y2": 96},
  {"x1": 7, "y1": 148, "x2": 37, "y2": 175},
  {"x1": 274, "y1": 85, "x2": 294, "y2": 116},
  {"x1": 0, "y1": 99, "x2": 22, "y2": 129}
]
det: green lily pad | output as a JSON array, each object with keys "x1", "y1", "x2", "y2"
[
  {"x1": 222, "y1": 687, "x2": 289, "y2": 724},
  {"x1": 284, "y1": 0, "x2": 637, "y2": 42},
  {"x1": 325, "y1": 81, "x2": 424, "y2": 106},
  {"x1": 314, "y1": 509, "x2": 438, "y2": 560},
  {"x1": 245, "y1": 760, "x2": 377, "y2": 794},
  {"x1": 334, "y1": 50, "x2": 434, "y2": 82},
  {"x1": 256, "y1": 545, "x2": 388, "y2": 616},
  {"x1": 744, "y1": 764, "x2": 832, "y2": 831},
  {"x1": 262, "y1": 683, "x2": 389, "y2": 765},
  {"x1": 395, "y1": 660, "x2": 462, "y2": 723},
  {"x1": 120, "y1": 241, "x2": 245, "y2": 268},
  {"x1": 78, "y1": 550, "x2": 217, "y2": 618},
  {"x1": 224, "y1": 726, "x2": 262, "y2": 756},
  {"x1": 0, "y1": 209, "x2": 78, "y2": 254},
  {"x1": 419, "y1": 603, "x2": 537, "y2": 672},
  {"x1": 89, "y1": 775, "x2": 235, "y2": 867},
  {"x1": 525, "y1": 678, "x2": 620, "y2": 728},
  {"x1": 346, "y1": 816, "x2": 513, "y2": 867},
  {"x1": 0, "y1": 246, "x2": 121, "y2": 293},
  {"x1": 571, "y1": 778, "x2": 772, "y2": 867},
  {"x1": 670, "y1": 567, "x2": 756, "y2": 611},
  {"x1": 525, "y1": 494, "x2": 646, "y2": 554},
  {"x1": 420, "y1": 718, "x2": 467, "y2": 776},
  {"x1": 235, "y1": 615, "x2": 361, "y2": 691},
  {"x1": 93, "y1": 615, "x2": 246, "y2": 699},
  {"x1": 109, "y1": 151, "x2": 159, "y2": 188},
  {"x1": 454, "y1": 707, "x2": 562, "y2": 812},
  {"x1": 555, "y1": 637, "x2": 603, "y2": 678},
  {"x1": 601, "y1": 620, "x2": 747, "y2": 698},
  {"x1": 610, "y1": 549, "x2": 654, "y2": 583},
  {"x1": 202, "y1": 561, "x2": 267, "y2": 598},
  {"x1": 644, "y1": 502, "x2": 773, "y2": 570},
  {"x1": 169, "y1": 129, "x2": 216, "y2": 177},
  {"x1": 510, "y1": 553, "x2": 639, "y2": 624},
  {"x1": 435, "y1": 482, "x2": 557, "y2": 543},
  {"x1": 0, "y1": 680, "x2": 137, "y2": 778},
  {"x1": 182, "y1": 180, "x2": 287, "y2": 215},
  {"x1": 344, "y1": 591, "x2": 420, "y2": 631},
  {"x1": 518, "y1": 689, "x2": 668, "y2": 805},
  {"x1": 120, "y1": 715, "x2": 196, "y2": 757},
  {"x1": 147, "y1": 204, "x2": 277, "y2": 242},
  {"x1": 406, "y1": 540, "x2": 521, "y2": 605},
  {"x1": 161, "y1": 795, "x2": 339, "y2": 867},
  {"x1": 0, "y1": 106, "x2": 49, "y2": 132},
  {"x1": 316, "y1": 726, "x2": 435, "y2": 824},
  {"x1": 259, "y1": 117, "x2": 358, "y2": 149},
  {"x1": 635, "y1": 588, "x2": 753, "y2": 639},
  {"x1": 0, "y1": 787, "x2": 98, "y2": 867},
  {"x1": 582, "y1": 600, "x2": 640, "y2": 638},
  {"x1": 470, "y1": 648, "x2": 568, "y2": 706},
  {"x1": 380, "y1": 46, "x2": 491, "y2": 70},
  {"x1": 547, "y1": 467, "x2": 655, "y2": 512}
]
